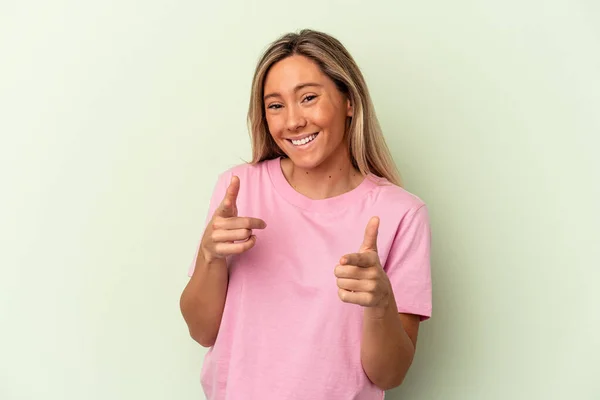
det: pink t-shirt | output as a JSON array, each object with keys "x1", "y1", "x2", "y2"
[{"x1": 188, "y1": 157, "x2": 432, "y2": 400}]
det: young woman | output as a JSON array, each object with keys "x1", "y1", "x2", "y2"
[{"x1": 180, "y1": 29, "x2": 432, "y2": 400}]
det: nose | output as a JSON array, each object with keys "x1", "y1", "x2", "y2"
[{"x1": 285, "y1": 104, "x2": 307, "y2": 132}]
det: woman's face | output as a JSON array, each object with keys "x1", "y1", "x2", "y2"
[{"x1": 263, "y1": 55, "x2": 352, "y2": 170}]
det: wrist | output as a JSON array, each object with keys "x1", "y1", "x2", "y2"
[
  {"x1": 365, "y1": 287, "x2": 397, "y2": 320},
  {"x1": 199, "y1": 246, "x2": 223, "y2": 268},
  {"x1": 365, "y1": 302, "x2": 391, "y2": 321}
]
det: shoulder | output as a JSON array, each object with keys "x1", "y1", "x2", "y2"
[
  {"x1": 214, "y1": 158, "x2": 275, "y2": 184},
  {"x1": 367, "y1": 174, "x2": 427, "y2": 217}
]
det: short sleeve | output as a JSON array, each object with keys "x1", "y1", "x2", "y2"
[
  {"x1": 187, "y1": 170, "x2": 232, "y2": 277},
  {"x1": 384, "y1": 204, "x2": 432, "y2": 320}
]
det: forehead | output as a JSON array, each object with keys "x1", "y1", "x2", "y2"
[{"x1": 264, "y1": 55, "x2": 328, "y2": 90}]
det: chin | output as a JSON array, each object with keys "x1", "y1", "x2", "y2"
[
  {"x1": 286, "y1": 151, "x2": 326, "y2": 170},
  {"x1": 291, "y1": 160, "x2": 322, "y2": 171}
]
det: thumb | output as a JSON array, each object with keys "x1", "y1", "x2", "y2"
[
  {"x1": 217, "y1": 175, "x2": 239, "y2": 218},
  {"x1": 359, "y1": 216, "x2": 379, "y2": 253}
]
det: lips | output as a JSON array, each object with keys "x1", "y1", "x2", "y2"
[{"x1": 288, "y1": 132, "x2": 319, "y2": 146}]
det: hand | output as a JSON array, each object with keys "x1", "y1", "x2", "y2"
[
  {"x1": 334, "y1": 217, "x2": 392, "y2": 317},
  {"x1": 200, "y1": 175, "x2": 266, "y2": 263}
]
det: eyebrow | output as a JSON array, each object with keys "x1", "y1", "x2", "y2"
[{"x1": 263, "y1": 82, "x2": 323, "y2": 101}]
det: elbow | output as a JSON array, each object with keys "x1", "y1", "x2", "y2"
[
  {"x1": 180, "y1": 293, "x2": 217, "y2": 348},
  {"x1": 183, "y1": 314, "x2": 218, "y2": 348},
  {"x1": 372, "y1": 374, "x2": 406, "y2": 391},
  {"x1": 385, "y1": 377, "x2": 407, "y2": 391},
  {"x1": 183, "y1": 313, "x2": 218, "y2": 348},
  {"x1": 189, "y1": 328, "x2": 216, "y2": 348},
  {"x1": 372, "y1": 346, "x2": 415, "y2": 390},
  {"x1": 366, "y1": 357, "x2": 413, "y2": 391}
]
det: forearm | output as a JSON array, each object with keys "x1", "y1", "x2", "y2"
[
  {"x1": 180, "y1": 254, "x2": 228, "y2": 347},
  {"x1": 360, "y1": 294, "x2": 415, "y2": 390}
]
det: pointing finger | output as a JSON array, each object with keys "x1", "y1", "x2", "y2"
[
  {"x1": 213, "y1": 216, "x2": 267, "y2": 231},
  {"x1": 340, "y1": 252, "x2": 377, "y2": 268},
  {"x1": 334, "y1": 264, "x2": 379, "y2": 280}
]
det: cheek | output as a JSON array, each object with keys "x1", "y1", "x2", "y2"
[
  {"x1": 265, "y1": 115, "x2": 284, "y2": 138},
  {"x1": 312, "y1": 103, "x2": 344, "y2": 131},
  {"x1": 310, "y1": 103, "x2": 330, "y2": 122}
]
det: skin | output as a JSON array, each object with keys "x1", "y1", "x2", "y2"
[
  {"x1": 264, "y1": 55, "x2": 421, "y2": 389},
  {"x1": 180, "y1": 54, "x2": 420, "y2": 390},
  {"x1": 263, "y1": 55, "x2": 361, "y2": 200},
  {"x1": 180, "y1": 175, "x2": 266, "y2": 347}
]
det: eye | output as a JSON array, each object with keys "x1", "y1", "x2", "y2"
[
  {"x1": 267, "y1": 103, "x2": 283, "y2": 110},
  {"x1": 302, "y1": 95, "x2": 317, "y2": 103}
]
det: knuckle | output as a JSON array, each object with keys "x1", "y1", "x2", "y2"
[
  {"x1": 366, "y1": 280, "x2": 377, "y2": 292},
  {"x1": 212, "y1": 217, "x2": 223, "y2": 229},
  {"x1": 214, "y1": 244, "x2": 225, "y2": 254},
  {"x1": 244, "y1": 238, "x2": 256, "y2": 250},
  {"x1": 333, "y1": 265, "x2": 341, "y2": 277},
  {"x1": 366, "y1": 293, "x2": 375, "y2": 305},
  {"x1": 229, "y1": 244, "x2": 243, "y2": 254},
  {"x1": 235, "y1": 245, "x2": 246, "y2": 254}
]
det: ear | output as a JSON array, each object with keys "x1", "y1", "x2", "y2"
[{"x1": 346, "y1": 98, "x2": 353, "y2": 117}]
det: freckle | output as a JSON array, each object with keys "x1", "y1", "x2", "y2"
[
  {"x1": 329, "y1": 175, "x2": 331, "y2": 178},
  {"x1": 306, "y1": 172, "x2": 308, "y2": 174}
]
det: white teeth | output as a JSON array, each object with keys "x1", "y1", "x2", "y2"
[{"x1": 291, "y1": 133, "x2": 317, "y2": 146}]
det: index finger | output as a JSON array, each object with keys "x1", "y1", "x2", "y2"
[
  {"x1": 340, "y1": 252, "x2": 377, "y2": 268},
  {"x1": 213, "y1": 216, "x2": 267, "y2": 230}
]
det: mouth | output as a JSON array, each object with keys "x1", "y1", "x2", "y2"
[{"x1": 287, "y1": 132, "x2": 319, "y2": 147}]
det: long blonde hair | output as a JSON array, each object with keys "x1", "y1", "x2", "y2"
[{"x1": 247, "y1": 29, "x2": 402, "y2": 187}]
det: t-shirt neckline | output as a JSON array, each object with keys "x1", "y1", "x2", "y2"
[{"x1": 266, "y1": 157, "x2": 377, "y2": 213}]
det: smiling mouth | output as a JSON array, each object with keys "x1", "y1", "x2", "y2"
[{"x1": 288, "y1": 132, "x2": 319, "y2": 146}]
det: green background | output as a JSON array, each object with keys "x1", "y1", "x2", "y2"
[{"x1": 1, "y1": 1, "x2": 598, "y2": 399}]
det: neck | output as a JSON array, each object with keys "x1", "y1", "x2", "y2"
[{"x1": 281, "y1": 149, "x2": 364, "y2": 200}]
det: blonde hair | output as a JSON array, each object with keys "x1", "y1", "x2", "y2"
[{"x1": 247, "y1": 29, "x2": 402, "y2": 187}]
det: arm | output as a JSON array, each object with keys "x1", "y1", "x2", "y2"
[
  {"x1": 180, "y1": 255, "x2": 228, "y2": 347},
  {"x1": 179, "y1": 175, "x2": 266, "y2": 347},
  {"x1": 361, "y1": 293, "x2": 420, "y2": 389},
  {"x1": 336, "y1": 211, "x2": 431, "y2": 390}
]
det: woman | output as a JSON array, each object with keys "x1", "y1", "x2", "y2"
[{"x1": 180, "y1": 29, "x2": 432, "y2": 399}]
